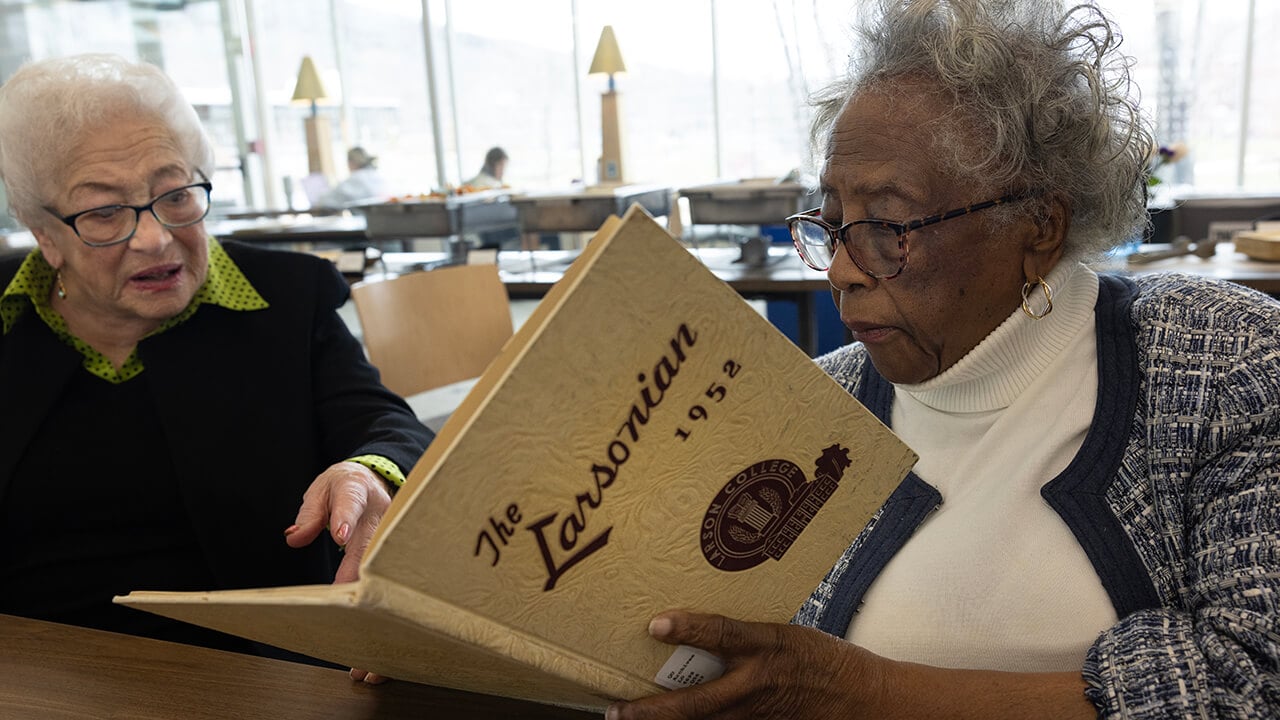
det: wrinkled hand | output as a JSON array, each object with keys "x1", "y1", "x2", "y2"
[
  {"x1": 284, "y1": 461, "x2": 394, "y2": 685},
  {"x1": 284, "y1": 461, "x2": 393, "y2": 584},
  {"x1": 607, "y1": 610, "x2": 886, "y2": 720}
]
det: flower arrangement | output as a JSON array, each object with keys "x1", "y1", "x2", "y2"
[{"x1": 1147, "y1": 141, "x2": 1188, "y2": 186}]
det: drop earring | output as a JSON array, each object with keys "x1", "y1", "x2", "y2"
[{"x1": 56, "y1": 271, "x2": 67, "y2": 300}]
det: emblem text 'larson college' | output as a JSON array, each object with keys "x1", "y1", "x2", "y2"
[{"x1": 701, "y1": 444, "x2": 852, "y2": 571}]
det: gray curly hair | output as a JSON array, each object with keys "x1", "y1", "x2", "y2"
[
  {"x1": 810, "y1": 0, "x2": 1153, "y2": 260},
  {"x1": 0, "y1": 53, "x2": 214, "y2": 230}
]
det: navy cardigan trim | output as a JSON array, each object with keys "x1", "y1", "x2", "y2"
[
  {"x1": 815, "y1": 356, "x2": 942, "y2": 636},
  {"x1": 816, "y1": 274, "x2": 1158, "y2": 637},
  {"x1": 814, "y1": 471, "x2": 940, "y2": 637},
  {"x1": 1040, "y1": 274, "x2": 1160, "y2": 617}
]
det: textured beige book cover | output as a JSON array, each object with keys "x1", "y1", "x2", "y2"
[{"x1": 117, "y1": 207, "x2": 917, "y2": 710}]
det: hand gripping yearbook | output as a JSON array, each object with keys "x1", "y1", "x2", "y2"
[{"x1": 117, "y1": 207, "x2": 917, "y2": 711}]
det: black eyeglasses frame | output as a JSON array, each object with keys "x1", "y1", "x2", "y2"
[
  {"x1": 786, "y1": 192, "x2": 1036, "y2": 278},
  {"x1": 44, "y1": 179, "x2": 213, "y2": 248}
]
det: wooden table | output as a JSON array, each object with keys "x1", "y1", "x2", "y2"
[
  {"x1": 378, "y1": 245, "x2": 830, "y2": 298},
  {"x1": 1095, "y1": 242, "x2": 1280, "y2": 295},
  {"x1": 376, "y1": 245, "x2": 833, "y2": 354},
  {"x1": 510, "y1": 185, "x2": 672, "y2": 232},
  {"x1": 405, "y1": 377, "x2": 480, "y2": 431},
  {"x1": 211, "y1": 214, "x2": 371, "y2": 246},
  {"x1": 364, "y1": 240, "x2": 1280, "y2": 358},
  {"x1": 360, "y1": 191, "x2": 521, "y2": 240},
  {"x1": 0, "y1": 613, "x2": 598, "y2": 720}
]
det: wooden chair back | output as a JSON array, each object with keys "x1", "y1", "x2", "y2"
[{"x1": 351, "y1": 265, "x2": 514, "y2": 397}]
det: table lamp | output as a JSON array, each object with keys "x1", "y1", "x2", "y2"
[
  {"x1": 588, "y1": 26, "x2": 627, "y2": 185},
  {"x1": 291, "y1": 55, "x2": 336, "y2": 181}
]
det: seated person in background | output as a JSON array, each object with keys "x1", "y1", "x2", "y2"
[
  {"x1": 463, "y1": 146, "x2": 508, "y2": 190},
  {"x1": 0, "y1": 54, "x2": 432, "y2": 660},
  {"x1": 464, "y1": 146, "x2": 536, "y2": 250},
  {"x1": 609, "y1": 1, "x2": 1280, "y2": 718},
  {"x1": 314, "y1": 146, "x2": 388, "y2": 208}
]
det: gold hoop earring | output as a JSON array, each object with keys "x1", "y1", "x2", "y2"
[
  {"x1": 56, "y1": 271, "x2": 67, "y2": 300},
  {"x1": 1021, "y1": 276, "x2": 1053, "y2": 319}
]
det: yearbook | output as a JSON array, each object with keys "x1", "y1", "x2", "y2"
[{"x1": 117, "y1": 207, "x2": 916, "y2": 710}]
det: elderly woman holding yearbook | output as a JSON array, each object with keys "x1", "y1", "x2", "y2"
[
  {"x1": 610, "y1": 1, "x2": 1280, "y2": 719},
  {"x1": 0, "y1": 54, "x2": 431, "y2": 658}
]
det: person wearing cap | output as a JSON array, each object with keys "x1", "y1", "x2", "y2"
[{"x1": 315, "y1": 146, "x2": 390, "y2": 208}]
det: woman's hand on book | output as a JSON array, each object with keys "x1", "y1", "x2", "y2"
[
  {"x1": 605, "y1": 610, "x2": 884, "y2": 719},
  {"x1": 283, "y1": 461, "x2": 394, "y2": 583},
  {"x1": 607, "y1": 610, "x2": 1096, "y2": 719}
]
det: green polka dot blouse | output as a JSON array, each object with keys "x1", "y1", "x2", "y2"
[{"x1": 1, "y1": 239, "x2": 405, "y2": 489}]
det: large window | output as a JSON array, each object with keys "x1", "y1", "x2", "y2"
[
  {"x1": 714, "y1": 0, "x2": 851, "y2": 181},
  {"x1": 1099, "y1": 0, "x2": 1280, "y2": 193},
  {"x1": 333, "y1": 0, "x2": 438, "y2": 198},
  {"x1": 2, "y1": 0, "x2": 1278, "y2": 233},
  {"x1": 249, "y1": 0, "x2": 346, "y2": 208},
  {"x1": 438, "y1": 0, "x2": 580, "y2": 189},
  {"x1": 573, "y1": 1, "x2": 718, "y2": 186}
]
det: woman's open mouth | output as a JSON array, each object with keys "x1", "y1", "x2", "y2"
[{"x1": 129, "y1": 264, "x2": 182, "y2": 290}]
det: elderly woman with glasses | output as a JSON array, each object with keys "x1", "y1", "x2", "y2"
[
  {"x1": 610, "y1": 1, "x2": 1280, "y2": 719},
  {"x1": 0, "y1": 54, "x2": 431, "y2": 661}
]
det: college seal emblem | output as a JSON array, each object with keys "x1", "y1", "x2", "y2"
[{"x1": 700, "y1": 444, "x2": 852, "y2": 571}]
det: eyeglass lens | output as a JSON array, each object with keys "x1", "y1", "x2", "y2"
[
  {"x1": 76, "y1": 184, "x2": 210, "y2": 246},
  {"x1": 792, "y1": 218, "x2": 903, "y2": 277}
]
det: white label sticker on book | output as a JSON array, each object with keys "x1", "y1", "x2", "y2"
[{"x1": 654, "y1": 645, "x2": 726, "y2": 689}]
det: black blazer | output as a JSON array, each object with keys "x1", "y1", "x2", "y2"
[{"x1": 0, "y1": 242, "x2": 432, "y2": 592}]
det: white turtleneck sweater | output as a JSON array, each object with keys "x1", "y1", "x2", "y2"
[{"x1": 845, "y1": 261, "x2": 1119, "y2": 672}]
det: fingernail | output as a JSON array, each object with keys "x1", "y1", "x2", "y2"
[
  {"x1": 605, "y1": 704, "x2": 620, "y2": 720},
  {"x1": 283, "y1": 524, "x2": 300, "y2": 537},
  {"x1": 336, "y1": 522, "x2": 351, "y2": 545},
  {"x1": 649, "y1": 616, "x2": 673, "y2": 638}
]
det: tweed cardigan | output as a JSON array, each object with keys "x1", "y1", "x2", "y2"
[{"x1": 794, "y1": 272, "x2": 1280, "y2": 719}]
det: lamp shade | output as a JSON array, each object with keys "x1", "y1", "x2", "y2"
[
  {"x1": 588, "y1": 26, "x2": 626, "y2": 76},
  {"x1": 291, "y1": 56, "x2": 328, "y2": 103}
]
